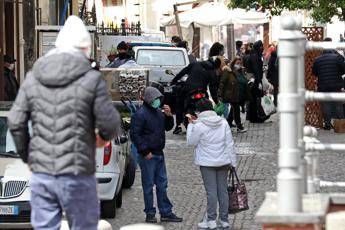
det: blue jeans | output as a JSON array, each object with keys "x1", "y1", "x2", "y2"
[
  {"x1": 29, "y1": 173, "x2": 99, "y2": 230},
  {"x1": 138, "y1": 154, "x2": 173, "y2": 216},
  {"x1": 131, "y1": 143, "x2": 139, "y2": 169}
]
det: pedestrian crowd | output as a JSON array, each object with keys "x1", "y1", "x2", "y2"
[{"x1": 4, "y1": 14, "x2": 345, "y2": 230}]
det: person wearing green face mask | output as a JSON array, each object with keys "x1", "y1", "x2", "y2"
[
  {"x1": 151, "y1": 98, "x2": 161, "y2": 109},
  {"x1": 130, "y1": 87, "x2": 183, "y2": 223}
]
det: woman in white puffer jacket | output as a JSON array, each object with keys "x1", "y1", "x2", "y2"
[{"x1": 186, "y1": 99, "x2": 236, "y2": 230}]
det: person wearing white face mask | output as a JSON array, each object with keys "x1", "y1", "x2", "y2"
[
  {"x1": 3, "y1": 55, "x2": 19, "y2": 101},
  {"x1": 218, "y1": 57, "x2": 247, "y2": 133}
]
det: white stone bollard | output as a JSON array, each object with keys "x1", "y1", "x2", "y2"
[
  {"x1": 326, "y1": 211, "x2": 345, "y2": 230},
  {"x1": 120, "y1": 223, "x2": 165, "y2": 230},
  {"x1": 277, "y1": 16, "x2": 305, "y2": 214},
  {"x1": 60, "y1": 220, "x2": 113, "y2": 230}
]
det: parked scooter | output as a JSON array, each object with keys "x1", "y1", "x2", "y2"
[{"x1": 165, "y1": 69, "x2": 207, "y2": 128}]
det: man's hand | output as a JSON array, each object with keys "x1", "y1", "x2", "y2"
[
  {"x1": 163, "y1": 105, "x2": 173, "y2": 117},
  {"x1": 145, "y1": 152, "x2": 153, "y2": 160},
  {"x1": 96, "y1": 134, "x2": 109, "y2": 148},
  {"x1": 186, "y1": 114, "x2": 197, "y2": 123}
]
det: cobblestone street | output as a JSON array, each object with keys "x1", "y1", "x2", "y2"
[{"x1": 108, "y1": 114, "x2": 345, "y2": 229}]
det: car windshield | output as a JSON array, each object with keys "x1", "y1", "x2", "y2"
[
  {"x1": 0, "y1": 116, "x2": 19, "y2": 158},
  {"x1": 136, "y1": 49, "x2": 186, "y2": 66}
]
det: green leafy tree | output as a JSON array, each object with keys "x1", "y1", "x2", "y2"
[{"x1": 228, "y1": 0, "x2": 345, "y2": 23}]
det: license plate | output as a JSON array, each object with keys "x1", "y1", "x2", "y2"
[{"x1": 0, "y1": 205, "x2": 19, "y2": 215}]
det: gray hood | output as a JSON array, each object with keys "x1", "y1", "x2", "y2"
[
  {"x1": 197, "y1": 110, "x2": 224, "y2": 127},
  {"x1": 143, "y1": 86, "x2": 163, "y2": 105},
  {"x1": 33, "y1": 49, "x2": 92, "y2": 87}
]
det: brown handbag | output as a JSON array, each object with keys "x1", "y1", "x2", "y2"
[{"x1": 228, "y1": 167, "x2": 249, "y2": 214}]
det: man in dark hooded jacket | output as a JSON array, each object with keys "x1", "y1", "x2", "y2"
[
  {"x1": 8, "y1": 16, "x2": 121, "y2": 230},
  {"x1": 130, "y1": 86, "x2": 183, "y2": 223},
  {"x1": 170, "y1": 58, "x2": 221, "y2": 134},
  {"x1": 312, "y1": 43, "x2": 345, "y2": 130}
]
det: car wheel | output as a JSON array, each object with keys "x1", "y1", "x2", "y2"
[
  {"x1": 116, "y1": 188, "x2": 123, "y2": 208},
  {"x1": 100, "y1": 196, "x2": 116, "y2": 218},
  {"x1": 122, "y1": 154, "x2": 136, "y2": 189}
]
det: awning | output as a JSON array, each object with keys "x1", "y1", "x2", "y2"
[{"x1": 160, "y1": 2, "x2": 269, "y2": 28}]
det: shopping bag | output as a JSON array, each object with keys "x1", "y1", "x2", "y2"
[
  {"x1": 261, "y1": 94, "x2": 276, "y2": 116},
  {"x1": 228, "y1": 167, "x2": 249, "y2": 214},
  {"x1": 214, "y1": 102, "x2": 225, "y2": 116}
]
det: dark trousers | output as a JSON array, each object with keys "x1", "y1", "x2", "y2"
[
  {"x1": 138, "y1": 154, "x2": 173, "y2": 216},
  {"x1": 273, "y1": 84, "x2": 278, "y2": 107},
  {"x1": 227, "y1": 103, "x2": 241, "y2": 127},
  {"x1": 321, "y1": 101, "x2": 344, "y2": 126}
]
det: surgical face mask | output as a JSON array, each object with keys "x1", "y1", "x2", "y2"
[
  {"x1": 8, "y1": 64, "x2": 15, "y2": 71},
  {"x1": 151, "y1": 98, "x2": 161, "y2": 109},
  {"x1": 234, "y1": 64, "x2": 242, "y2": 70}
]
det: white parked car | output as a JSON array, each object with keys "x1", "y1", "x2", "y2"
[{"x1": 0, "y1": 102, "x2": 135, "y2": 228}]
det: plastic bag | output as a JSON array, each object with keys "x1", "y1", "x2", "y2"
[
  {"x1": 214, "y1": 102, "x2": 225, "y2": 116},
  {"x1": 261, "y1": 94, "x2": 276, "y2": 116}
]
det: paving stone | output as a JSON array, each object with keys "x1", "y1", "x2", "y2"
[{"x1": 108, "y1": 114, "x2": 345, "y2": 229}]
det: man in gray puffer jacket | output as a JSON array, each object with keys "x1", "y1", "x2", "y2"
[{"x1": 8, "y1": 16, "x2": 120, "y2": 230}]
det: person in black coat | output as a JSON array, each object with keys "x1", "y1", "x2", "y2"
[
  {"x1": 267, "y1": 50, "x2": 278, "y2": 107},
  {"x1": 245, "y1": 40, "x2": 269, "y2": 123},
  {"x1": 130, "y1": 86, "x2": 183, "y2": 223},
  {"x1": 312, "y1": 48, "x2": 345, "y2": 130},
  {"x1": 208, "y1": 42, "x2": 225, "y2": 58},
  {"x1": 3, "y1": 55, "x2": 19, "y2": 101},
  {"x1": 171, "y1": 58, "x2": 221, "y2": 134}
]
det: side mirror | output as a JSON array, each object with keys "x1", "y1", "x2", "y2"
[{"x1": 165, "y1": 69, "x2": 174, "y2": 76}]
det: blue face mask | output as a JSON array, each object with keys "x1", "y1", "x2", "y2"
[{"x1": 151, "y1": 98, "x2": 161, "y2": 109}]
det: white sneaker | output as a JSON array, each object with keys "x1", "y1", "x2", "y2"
[
  {"x1": 219, "y1": 220, "x2": 230, "y2": 228},
  {"x1": 207, "y1": 220, "x2": 217, "y2": 229},
  {"x1": 197, "y1": 220, "x2": 208, "y2": 229}
]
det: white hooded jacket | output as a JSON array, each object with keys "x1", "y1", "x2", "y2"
[{"x1": 187, "y1": 110, "x2": 236, "y2": 167}]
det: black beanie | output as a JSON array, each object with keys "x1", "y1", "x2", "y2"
[{"x1": 195, "y1": 98, "x2": 213, "y2": 113}]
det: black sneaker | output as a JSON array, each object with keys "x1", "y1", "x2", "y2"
[
  {"x1": 146, "y1": 214, "x2": 157, "y2": 223},
  {"x1": 161, "y1": 213, "x2": 183, "y2": 222},
  {"x1": 237, "y1": 126, "x2": 247, "y2": 133},
  {"x1": 324, "y1": 125, "x2": 331, "y2": 130},
  {"x1": 324, "y1": 123, "x2": 334, "y2": 130},
  {"x1": 173, "y1": 126, "x2": 182, "y2": 135},
  {"x1": 229, "y1": 123, "x2": 236, "y2": 128}
]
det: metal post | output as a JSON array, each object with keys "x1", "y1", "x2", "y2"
[
  {"x1": 173, "y1": 4, "x2": 183, "y2": 40},
  {"x1": 277, "y1": 17, "x2": 303, "y2": 213}
]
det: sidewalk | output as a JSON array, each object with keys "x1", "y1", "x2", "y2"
[{"x1": 109, "y1": 114, "x2": 345, "y2": 229}]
